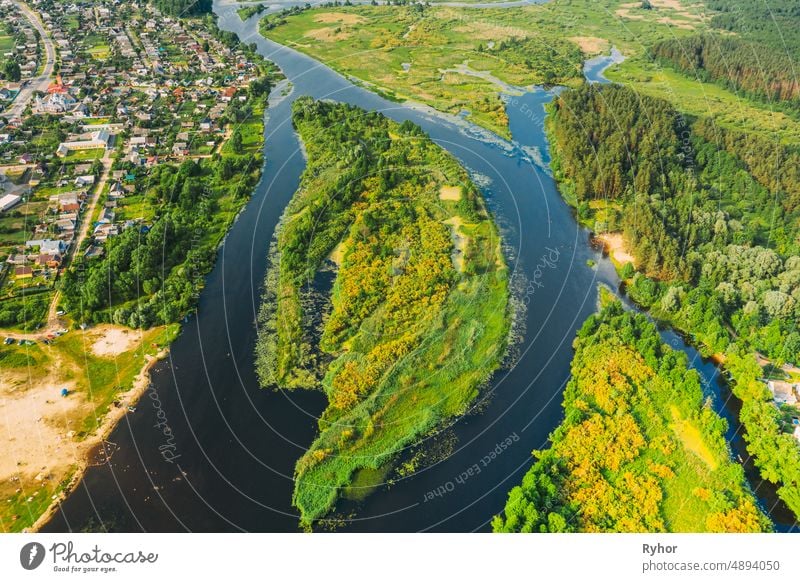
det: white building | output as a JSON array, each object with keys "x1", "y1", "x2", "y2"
[{"x1": 0, "y1": 193, "x2": 21, "y2": 212}]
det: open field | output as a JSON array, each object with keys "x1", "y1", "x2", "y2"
[
  {"x1": 261, "y1": 0, "x2": 800, "y2": 144},
  {"x1": 0, "y1": 323, "x2": 178, "y2": 532}
]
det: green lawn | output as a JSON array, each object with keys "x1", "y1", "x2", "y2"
[
  {"x1": 65, "y1": 148, "x2": 104, "y2": 161},
  {"x1": 116, "y1": 194, "x2": 155, "y2": 222}
]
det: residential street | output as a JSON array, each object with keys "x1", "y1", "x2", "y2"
[{"x1": 3, "y1": 0, "x2": 56, "y2": 118}]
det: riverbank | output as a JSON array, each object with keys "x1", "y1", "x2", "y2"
[
  {"x1": 0, "y1": 324, "x2": 177, "y2": 532},
  {"x1": 39, "y1": 1, "x2": 796, "y2": 532},
  {"x1": 27, "y1": 339, "x2": 170, "y2": 532}
]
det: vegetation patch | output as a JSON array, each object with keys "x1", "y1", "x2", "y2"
[
  {"x1": 255, "y1": 98, "x2": 510, "y2": 525},
  {"x1": 493, "y1": 304, "x2": 771, "y2": 533},
  {"x1": 259, "y1": 3, "x2": 587, "y2": 138}
]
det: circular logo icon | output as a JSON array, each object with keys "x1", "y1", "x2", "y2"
[{"x1": 19, "y1": 542, "x2": 46, "y2": 570}]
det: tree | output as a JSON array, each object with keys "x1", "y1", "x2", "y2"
[
  {"x1": 3, "y1": 61, "x2": 21, "y2": 82},
  {"x1": 230, "y1": 129, "x2": 244, "y2": 154}
]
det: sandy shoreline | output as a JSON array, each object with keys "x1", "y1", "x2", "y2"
[
  {"x1": 25, "y1": 345, "x2": 168, "y2": 532},
  {"x1": 594, "y1": 232, "x2": 636, "y2": 267}
]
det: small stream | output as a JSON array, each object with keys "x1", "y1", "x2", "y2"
[{"x1": 42, "y1": 3, "x2": 796, "y2": 532}]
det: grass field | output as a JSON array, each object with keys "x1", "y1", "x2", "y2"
[
  {"x1": 65, "y1": 148, "x2": 104, "y2": 161},
  {"x1": 260, "y1": 5, "x2": 588, "y2": 138},
  {"x1": 0, "y1": 30, "x2": 14, "y2": 68},
  {"x1": 260, "y1": 0, "x2": 800, "y2": 143}
]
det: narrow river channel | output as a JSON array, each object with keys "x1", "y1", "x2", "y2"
[{"x1": 42, "y1": 2, "x2": 796, "y2": 532}]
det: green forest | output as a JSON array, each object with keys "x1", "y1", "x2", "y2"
[
  {"x1": 494, "y1": 302, "x2": 770, "y2": 533},
  {"x1": 547, "y1": 82, "x2": 800, "y2": 519},
  {"x1": 150, "y1": 0, "x2": 211, "y2": 17},
  {"x1": 650, "y1": 34, "x2": 800, "y2": 105},
  {"x1": 255, "y1": 98, "x2": 510, "y2": 525},
  {"x1": 549, "y1": 83, "x2": 800, "y2": 363}
]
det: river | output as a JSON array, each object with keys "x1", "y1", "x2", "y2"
[{"x1": 42, "y1": 2, "x2": 796, "y2": 532}]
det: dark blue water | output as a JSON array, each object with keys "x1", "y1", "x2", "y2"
[{"x1": 41, "y1": 5, "x2": 796, "y2": 532}]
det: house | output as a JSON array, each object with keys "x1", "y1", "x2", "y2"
[
  {"x1": 75, "y1": 175, "x2": 96, "y2": 187},
  {"x1": 767, "y1": 380, "x2": 798, "y2": 405},
  {"x1": 172, "y1": 142, "x2": 188, "y2": 157},
  {"x1": 84, "y1": 244, "x2": 104, "y2": 259},
  {"x1": 36, "y1": 253, "x2": 62, "y2": 268},
  {"x1": 98, "y1": 208, "x2": 115, "y2": 224},
  {"x1": 18, "y1": 153, "x2": 33, "y2": 164},
  {"x1": 35, "y1": 91, "x2": 78, "y2": 114},
  {"x1": 221, "y1": 86, "x2": 236, "y2": 102},
  {"x1": 26, "y1": 239, "x2": 65, "y2": 255},
  {"x1": 6, "y1": 254, "x2": 31, "y2": 265},
  {"x1": 93, "y1": 222, "x2": 118, "y2": 241},
  {"x1": 55, "y1": 218, "x2": 75, "y2": 233},
  {"x1": 0, "y1": 193, "x2": 21, "y2": 212},
  {"x1": 57, "y1": 192, "x2": 79, "y2": 211},
  {"x1": 14, "y1": 265, "x2": 33, "y2": 278}
]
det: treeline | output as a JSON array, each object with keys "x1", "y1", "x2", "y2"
[
  {"x1": 650, "y1": 34, "x2": 800, "y2": 104},
  {"x1": 494, "y1": 303, "x2": 770, "y2": 533},
  {"x1": 692, "y1": 117, "x2": 800, "y2": 213},
  {"x1": 61, "y1": 155, "x2": 262, "y2": 327},
  {"x1": 725, "y1": 348, "x2": 800, "y2": 516},
  {"x1": 150, "y1": 0, "x2": 211, "y2": 17},
  {"x1": 550, "y1": 84, "x2": 800, "y2": 363}
]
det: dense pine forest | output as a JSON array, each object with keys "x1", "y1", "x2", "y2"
[
  {"x1": 150, "y1": 0, "x2": 211, "y2": 17},
  {"x1": 494, "y1": 302, "x2": 770, "y2": 533},
  {"x1": 650, "y1": 34, "x2": 800, "y2": 105},
  {"x1": 707, "y1": 0, "x2": 800, "y2": 57},
  {"x1": 255, "y1": 98, "x2": 510, "y2": 525}
]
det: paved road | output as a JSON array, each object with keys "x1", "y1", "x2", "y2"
[{"x1": 3, "y1": 1, "x2": 56, "y2": 119}]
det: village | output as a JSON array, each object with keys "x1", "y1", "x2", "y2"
[
  {"x1": 0, "y1": 0, "x2": 278, "y2": 532},
  {"x1": 0, "y1": 0, "x2": 264, "y2": 331}
]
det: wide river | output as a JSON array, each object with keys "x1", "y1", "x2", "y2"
[{"x1": 43, "y1": 2, "x2": 796, "y2": 532}]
